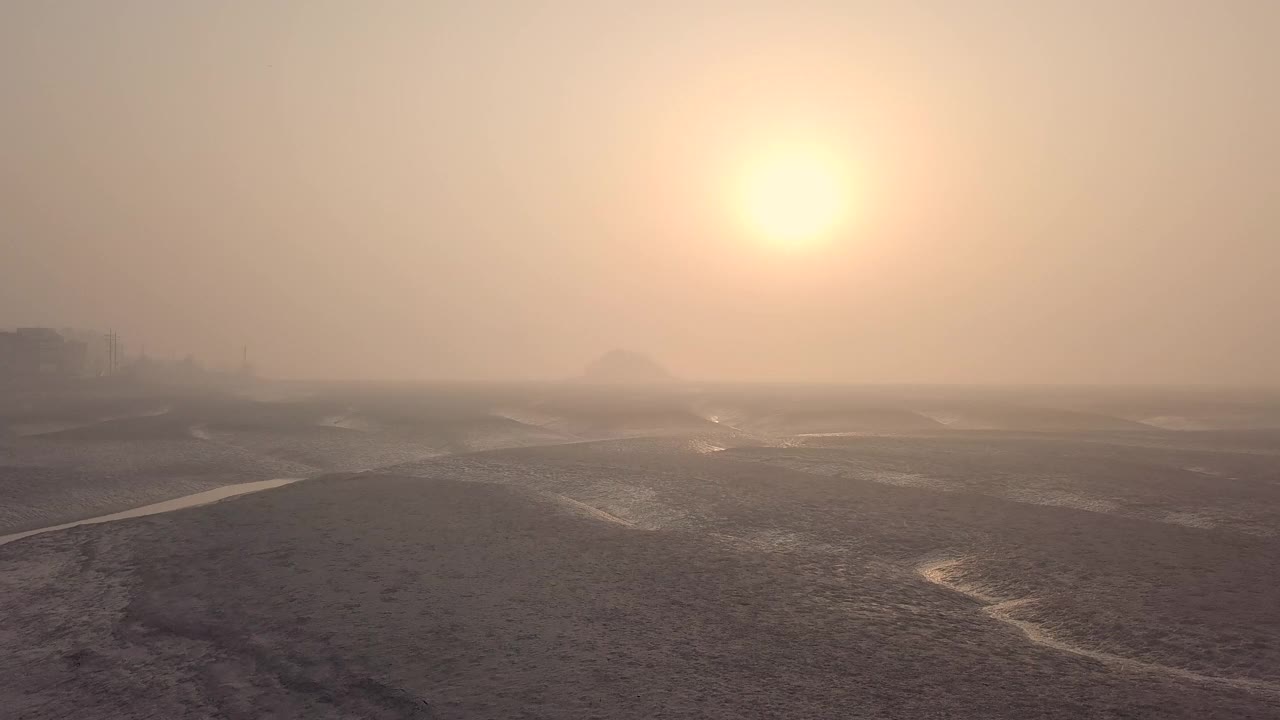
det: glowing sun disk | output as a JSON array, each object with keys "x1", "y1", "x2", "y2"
[{"x1": 738, "y1": 149, "x2": 847, "y2": 246}]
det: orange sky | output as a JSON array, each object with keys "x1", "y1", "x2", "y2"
[{"x1": 3, "y1": 1, "x2": 1278, "y2": 382}]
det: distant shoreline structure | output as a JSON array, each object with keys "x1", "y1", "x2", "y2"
[{"x1": 577, "y1": 349, "x2": 676, "y2": 384}]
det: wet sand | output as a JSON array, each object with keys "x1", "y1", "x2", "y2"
[
  {"x1": 2, "y1": 384, "x2": 1279, "y2": 718},
  {"x1": 3, "y1": 467, "x2": 1277, "y2": 719}
]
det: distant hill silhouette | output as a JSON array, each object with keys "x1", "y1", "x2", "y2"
[{"x1": 580, "y1": 350, "x2": 675, "y2": 383}]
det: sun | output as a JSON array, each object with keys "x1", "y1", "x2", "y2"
[{"x1": 736, "y1": 145, "x2": 848, "y2": 247}]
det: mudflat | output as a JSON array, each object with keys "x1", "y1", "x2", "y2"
[{"x1": 2, "y1": 384, "x2": 1279, "y2": 718}]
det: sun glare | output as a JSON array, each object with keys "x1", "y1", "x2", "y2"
[{"x1": 737, "y1": 146, "x2": 848, "y2": 247}]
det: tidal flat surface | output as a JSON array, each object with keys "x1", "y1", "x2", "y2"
[{"x1": 2, "y1": 383, "x2": 1278, "y2": 718}]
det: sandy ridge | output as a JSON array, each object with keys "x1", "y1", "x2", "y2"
[
  {"x1": 916, "y1": 557, "x2": 1280, "y2": 697},
  {"x1": 0, "y1": 478, "x2": 302, "y2": 547}
]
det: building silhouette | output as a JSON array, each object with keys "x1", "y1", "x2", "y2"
[{"x1": 0, "y1": 328, "x2": 88, "y2": 381}]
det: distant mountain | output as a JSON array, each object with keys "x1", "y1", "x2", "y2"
[{"x1": 580, "y1": 350, "x2": 675, "y2": 383}]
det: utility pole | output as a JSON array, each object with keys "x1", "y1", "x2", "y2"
[{"x1": 104, "y1": 330, "x2": 119, "y2": 376}]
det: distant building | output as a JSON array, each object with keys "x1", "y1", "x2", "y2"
[
  {"x1": 0, "y1": 328, "x2": 88, "y2": 380},
  {"x1": 0, "y1": 332, "x2": 15, "y2": 377}
]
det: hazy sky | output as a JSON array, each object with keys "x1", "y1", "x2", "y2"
[{"x1": 3, "y1": 1, "x2": 1277, "y2": 383}]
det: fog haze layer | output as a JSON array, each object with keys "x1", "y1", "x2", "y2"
[{"x1": 3, "y1": 1, "x2": 1277, "y2": 383}]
